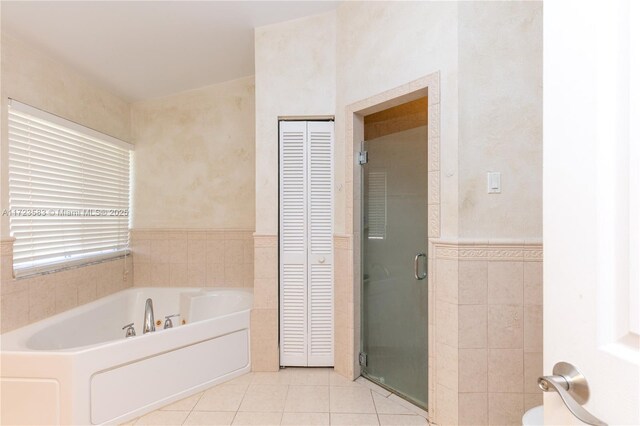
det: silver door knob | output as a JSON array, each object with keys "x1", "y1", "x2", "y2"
[
  {"x1": 538, "y1": 362, "x2": 607, "y2": 426},
  {"x1": 319, "y1": 257, "x2": 325, "y2": 264}
]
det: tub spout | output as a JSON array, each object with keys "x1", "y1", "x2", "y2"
[{"x1": 143, "y1": 298, "x2": 155, "y2": 334}]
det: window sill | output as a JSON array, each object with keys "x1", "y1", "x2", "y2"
[{"x1": 14, "y1": 250, "x2": 130, "y2": 280}]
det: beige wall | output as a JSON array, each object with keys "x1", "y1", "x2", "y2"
[
  {"x1": 131, "y1": 76, "x2": 255, "y2": 230},
  {"x1": 254, "y1": 11, "x2": 336, "y2": 235},
  {"x1": 0, "y1": 34, "x2": 133, "y2": 333},
  {"x1": 458, "y1": 2, "x2": 543, "y2": 239},
  {"x1": 252, "y1": 0, "x2": 542, "y2": 241},
  {"x1": 335, "y1": 1, "x2": 460, "y2": 238}
]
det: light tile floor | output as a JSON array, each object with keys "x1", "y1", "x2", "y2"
[{"x1": 123, "y1": 368, "x2": 429, "y2": 426}]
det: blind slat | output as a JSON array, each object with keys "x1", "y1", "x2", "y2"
[
  {"x1": 9, "y1": 120, "x2": 130, "y2": 159},
  {"x1": 8, "y1": 128, "x2": 129, "y2": 166},
  {"x1": 9, "y1": 144, "x2": 130, "y2": 180}
]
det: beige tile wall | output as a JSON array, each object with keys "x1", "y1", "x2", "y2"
[
  {"x1": 433, "y1": 240, "x2": 543, "y2": 426},
  {"x1": 251, "y1": 234, "x2": 279, "y2": 372},
  {"x1": 0, "y1": 238, "x2": 132, "y2": 334},
  {"x1": 334, "y1": 235, "x2": 354, "y2": 378},
  {"x1": 432, "y1": 244, "x2": 458, "y2": 425},
  {"x1": 130, "y1": 229, "x2": 254, "y2": 288}
]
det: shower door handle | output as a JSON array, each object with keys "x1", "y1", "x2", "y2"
[{"x1": 414, "y1": 253, "x2": 427, "y2": 280}]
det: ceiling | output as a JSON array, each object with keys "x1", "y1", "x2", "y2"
[{"x1": 1, "y1": 1, "x2": 339, "y2": 101}]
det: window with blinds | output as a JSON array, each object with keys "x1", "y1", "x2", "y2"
[{"x1": 7, "y1": 100, "x2": 132, "y2": 276}]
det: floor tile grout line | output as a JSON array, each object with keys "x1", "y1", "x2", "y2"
[
  {"x1": 180, "y1": 390, "x2": 206, "y2": 425},
  {"x1": 370, "y1": 389, "x2": 382, "y2": 426},
  {"x1": 229, "y1": 374, "x2": 253, "y2": 425},
  {"x1": 328, "y1": 375, "x2": 332, "y2": 426},
  {"x1": 281, "y1": 382, "x2": 292, "y2": 420},
  {"x1": 139, "y1": 369, "x2": 429, "y2": 425}
]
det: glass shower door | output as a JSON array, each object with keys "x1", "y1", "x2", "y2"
[{"x1": 361, "y1": 124, "x2": 428, "y2": 409}]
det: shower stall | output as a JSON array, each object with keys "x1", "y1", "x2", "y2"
[{"x1": 359, "y1": 99, "x2": 429, "y2": 409}]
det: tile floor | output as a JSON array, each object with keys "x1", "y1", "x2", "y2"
[{"x1": 123, "y1": 368, "x2": 429, "y2": 426}]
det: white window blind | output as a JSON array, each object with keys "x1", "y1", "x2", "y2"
[{"x1": 7, "y1": 100, "x2": 132, "y2": 276}]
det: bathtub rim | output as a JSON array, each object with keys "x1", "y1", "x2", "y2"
[{"x1": 0, "y1": 286, "x2": 253, "y2": 354}]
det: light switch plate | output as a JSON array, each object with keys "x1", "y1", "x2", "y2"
[{"x1": 487, "y1": 172, "x2": 501, "y2": 194}]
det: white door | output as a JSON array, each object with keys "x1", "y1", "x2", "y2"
[
  {"x1": 306, "y1": 121, "x2": 334, "y2": 366},
  {"x1": 279, "y1": 120, "x2": 334, "y2": 367},
  {"x1": 544, "y1": 0, "x2": 639, "y2": 424}
]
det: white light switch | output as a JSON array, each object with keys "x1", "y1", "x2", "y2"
[{"x1": 487, "y1": 172, "x2": 501, "y2": 194}]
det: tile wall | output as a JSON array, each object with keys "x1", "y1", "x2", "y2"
[
  {"x1": 433, "y1": 240, "x2": 543, "y2": 425},
  {"x1": 129, "y1": 229, "x2": 254, "y2": 288},
  {"x1": 334, "y1": 234, "x2": 355, "y2": 378},
  {"x1": 1, "y1": 228, "x2": 256, "y2": 334},
  {"x1": 0, "y1": 238, "x2": 131, "y2": 333},
  {"x1": 250, "y1": 234, "x2": 279, "y2": 372}
]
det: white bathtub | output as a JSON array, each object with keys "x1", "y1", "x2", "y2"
[{"x1": 0, "y1": 287, "x2": 252, "y2": 425}]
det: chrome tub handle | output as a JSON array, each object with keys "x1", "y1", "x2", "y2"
[
  {"x1": 122, "y1": 322, "x2": 136, "y2": 338},
  {"x1": 538, "y1": 361, "x2": 607, "y2": 426},
  {"x1": 164, "y1": 313, "x2": 180, "y2": 329},
  {"x1": 414, "y1": 252, "x2": 426, "y2": 280}
]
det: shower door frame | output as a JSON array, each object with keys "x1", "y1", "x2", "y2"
[{"x1": 335, "y1": 72, "x2": 441, "y2": 420}]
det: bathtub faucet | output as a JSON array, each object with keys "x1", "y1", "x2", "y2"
[{"x1": 143, "y1": 298, "x2": 155, "y2": 334}]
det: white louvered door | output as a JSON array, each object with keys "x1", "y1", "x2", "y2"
[
  {"x1": 279, "y1": 120, "x2": 334, "y2": 367},
  {"x1": 280, "y1": 121, "x2": 308, "y2": 366},
  {"x1": 306, "y1": 122, "x2": 334, "y2": 366}
]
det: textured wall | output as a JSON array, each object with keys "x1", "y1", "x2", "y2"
[
  {"x1": 254, "y1": 11, "x2": 336, "y2": 235},
  {"x1": 335, "y1": 1, "x2": 460, "y2": 238},
  {"x1": 131, "y1": 76, "x2": 255, "y2": 229},
  {"x1": 458, "y1": 2, "x2": 543, "y2": 239}
]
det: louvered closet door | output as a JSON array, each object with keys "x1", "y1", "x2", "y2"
[
  {"x1": 279, "y1": 120, "x2": 334, "y2": 367},
  {"x1": 279, "y1": 121, "x2": 308, "y2": 366},
  {"x1": 307, "y1": 121, "x2": 334, "y2": 366}
]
